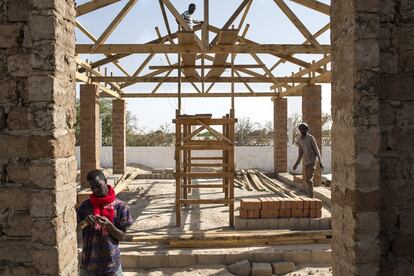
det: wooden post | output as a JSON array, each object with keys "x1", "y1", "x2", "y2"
[
  {"x1": 203, "y1": 0, "x2": 209, "y2": 51},
  {"x1": 175, "y1": 110, "x2": 181, "y2": 226}
]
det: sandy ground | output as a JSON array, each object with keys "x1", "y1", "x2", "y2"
[
  {"x1": 118, "y1": 176, "x2": 329, "y2": 236},
  {"x1": 123, "y1": 265, "x2": 332, "y2": 275}
]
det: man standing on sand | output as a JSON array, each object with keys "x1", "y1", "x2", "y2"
[
  {"x1": 77, "y1": 169, "x2": 133, "y2": 275},
  {"x1": 293, "y1": 123, "x2": 324, "y2": 198}
]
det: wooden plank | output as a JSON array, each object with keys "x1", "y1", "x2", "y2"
[
  {"x1": 122, "y1": 92, "x2": 278, "y2": 99},
  {"x1": 189, "y1": 163, "x2": 228, "y2": 167},
  {"x1": 178, "y1": 32, "x2": 198, "y2": 77},
  {"x1": 181, "y1": 184, "x2": 227, "y2": 188},
  {"x1": 91, "y1": 76, "x2": 314, "y2": 83},
  {"x1": 149, "y1": 65, "x2": 263, "y2": 69},
  {"x1": 76, "y1": 20, "x2": 131, "y2": 76},
  {"x1": 77, "y1": 0, "x2": 122, "y2": 17},
  {"x1": 191, "y1": 157, "x2": 223, "y2": 160},
  {"x1": 178, "y1": 199, "x2": 234, "y2": 204},
  {"x1": 176, "y1": 172, "x2": 234, "y2": 178},
  {"x1": 290, "y1": 0, "x2": 330, "y2": 15},
  {"x1": 196, "y1": 119, "x2": 233, "y2": 144},
  {"x1": 92, "y1": 0, "x2": 139, "y2": 52},
  {"x1": 209, "y1": 0, "x2": 251, "y2": 46},
  {"x1": 207, "y1": 30, "x2": 239, "y2": 78},
  {"x1": 114, "y1": 169, "x2": 140, "y2": 194},
  {"x1": 273, "y1": 0, "x2": 325, "y2": 53},
  {"x1": 75, "y1": 43, "x2": 331, "y2": 54},
  {"x1": 121, "y1": 92, "x2": 278, "y2": 98},
  {"x1": 129, "y1": 230, "x2": 333, "y2": 248},
  {"x1": 158, "y1": 0, "x2": 173, "y2": 41},
  {"x1": 203, "y1": 0, "x2": 209, "y2": 50}
]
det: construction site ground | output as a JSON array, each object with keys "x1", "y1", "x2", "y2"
[{"x1": 120, "y1": 177, "x2": 331, "y2": 235}]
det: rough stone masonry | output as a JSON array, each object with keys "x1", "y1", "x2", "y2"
[
  {"x1": 0, "y1": 0, "x2": 78, "y2": 275},
  {"x1": 332, "y1": 0, "x2": 414, "y2": 275}
]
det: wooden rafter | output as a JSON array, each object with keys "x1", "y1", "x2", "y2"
[
  {"x1": 209, "y1": 0, "x2": 251, "y2": 47},
  {"x1": 290, "y1": 0, "x2": 330, "y2": 15},
  {"x1": 76, "y1": 20, "x2": 131, "y2": 76},
  {"x1": 273, "y1": 0, "x2": 325, "y2": 53},
  {"x1": 91, "y1": 76, "x2": 315, "y2": 83},
  {"x1": 91, "y1": 0, "x2": 139, "y2": 53},
  {"x1": 237, "y1": 0, "x2": 253, "y2": 30},
  {"x1": 76, "y1": 44, "x2": 331, "y2": 54},
  {"x1": 158, "y1": 0, "x2": 173, "y2": 43},
  {"x1": 120, "y1": 92, "x2": 278, "y2": 98},
  {"x1": 77, "y1": 0, "x2": 122, "y2": 17}
]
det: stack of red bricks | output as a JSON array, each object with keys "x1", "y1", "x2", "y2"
[{"x1": 240, "y1": 197, "x2": 323, "y2": 219}]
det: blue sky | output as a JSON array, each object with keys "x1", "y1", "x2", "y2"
[{"x1": 76, "y1": 0, "x2": 331, "y2": 131}]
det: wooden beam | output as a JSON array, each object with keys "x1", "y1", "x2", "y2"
[
  {"x1": 237, "y1": 0, "x2": 253, "y2": 30},
  {"x1": 290, "y1": 0, "x2": 330, "y2": 15},
  {"x1": 76, "y1": 72, "x2": 121, "y2": 99},
  {"x1": 76, "y1": 57, "x2": 123, "y2": 94},
  {"x1": 149, "y1": 65, "x2": 263, "y2": 69},
  {"x1": 77, "y1": 0, "x2": 122, "y2": 17},
  {"x1": 273, "y1": 0, "x2": 325, "y2": 53},
  {"x1": 91, "y1": 76, "x2": 313, "y2": 83},
  {"x1": 158, "y1": 0, "x2": 173, "y2": 42},
  {"x1": 75, "y1": 20, "x2": 131, "y2": 76},
  {"x1": 209, "y1": 0, "x2": 251, "y2": 46},
  {"x1": 271, "y1": 55, "x2": 331, "y2": 89},
  {"x1": 76, "y1": 43, "x2": 331, "y2": 54},
  {"x1": 121, "y1": 92, "x2": 278, "y2": 98},
  {"x1": 203, "y1": 0, "x2": 209, "y2": 50},
  {"x1": 91, "y1": 0, "x2": 139, "y2": 52},
  {"x1": 161, "y1": 0, "x2": 204, "y2": 50}
]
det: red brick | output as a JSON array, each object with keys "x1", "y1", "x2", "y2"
[
  {"x1": 247, "y1": 210, "x2": 260, "y2": 219},
  {"x1": 301, "y1": 197, "x2": 310, "y2": 210},
  {"x1": 303, "y1": 209, "x2": 310, "y2": 218},
  {"x1": 260, "y1": 210, "x2": 270, "y2": 218},
  {"x1": 315, "y1": 199, "x2": 323, "y2": 210},
  {"x1": 310, "y1": 209, "x2": 322, "y2": 218},
  {"x1": 291, "y1": 199, "x2": 299, "y2": 209},
  {"x1": 240, "y1": 209, "x2": 248, "y2": 219},
  {"x1": 297, "y1": 198, "x2": 304, "y2": 209},
  {"x1": 241, "y1": 199, "x2": 262, "y2": 211},
  {"x1": 309, "y1": 198, "x2": 318, "y2": 210},
  {"x1": 259, "y1": 198, "x2": 270, "y2": 209},
  {"x1": 269, "y1": 197, "x2": 281, "y2": 209}
]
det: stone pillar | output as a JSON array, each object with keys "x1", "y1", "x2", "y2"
[
  {"x1": 0, "y1": 1, "x2": 78, "y2": 275},
  {"x1": 80, "y1": 84, "x2": 100, "y2": 188},
  {"x1": 112, "y1": 99, "x2": 126, "y2": 174},
  {"x1": 302, "y1": 85, "x2": 322, "y2": 184},
  {"x1": 332, "y1": 0, "x2": 414, "y2": 275},
  {"x1": 273, "y1": 98, "x2": 288, "y2": 174}
]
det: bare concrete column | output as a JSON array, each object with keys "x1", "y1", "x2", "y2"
[
  {"x1": 273, "y1": 97, "x2": 288, "y2": 174},
  {"x1": 112, "y1": 99, "x2": 126, "y2": 174},
  {"x1": 302, "y1": 85, "x2": 322, "y2": 184},
  {"x1": 332, "y1": 0, "x2": 414, "y2": 274},
  {"x1": 80, "y1": 84, "x2": 100, "y2": 188},
  {"x1": 0, "y1": 0, "x2": 78, "y2": 275}
]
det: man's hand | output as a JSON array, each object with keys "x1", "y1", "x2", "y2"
[{"x1": 95, "y1": 215, "x2": 113, "y2": 229}]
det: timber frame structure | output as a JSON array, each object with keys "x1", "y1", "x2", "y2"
[{"x1": 75, "y1": 0, "x2": 331, "y2": 99}]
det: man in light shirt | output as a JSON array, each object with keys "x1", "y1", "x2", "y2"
[
  {"x1": 180, "y1": 3, "x2": 203, "y2": 30},
  {"x1": 293, "y1": 123, "x2": 324, "y2": 198}
]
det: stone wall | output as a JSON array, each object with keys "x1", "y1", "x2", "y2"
[
  {"x1": 331, "y1": 0, "x2": 414, "y2": 275},
  {"x1": 0, "y1": 1, "x2": 77, "y2": 275}
]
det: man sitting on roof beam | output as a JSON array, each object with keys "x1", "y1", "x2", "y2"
[{"x1": 180, "y1": 3, "x2": 203, "y2": 30}]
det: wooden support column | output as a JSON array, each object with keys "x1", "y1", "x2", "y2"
[
  {"x1": 273, "y1": 97, "x2": 288, "y2": 174},
  {"x1": 301, "y1": 85, "x2": 322, "y2": 184},
  {"x1": 80, "y1": 84, "x2": 100, "y2": 188},
  {"x1": 112, "y1": 99, "x2": 126, "y2": 174}
]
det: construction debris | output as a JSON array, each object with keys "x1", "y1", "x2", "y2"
[{"x1": 236, "y1": 169, "x2": 297, "y2": 198}]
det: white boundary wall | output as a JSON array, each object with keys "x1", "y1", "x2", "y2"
[{"x1": 75, "y1": 146, "x2": 331, "y2": 173}]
